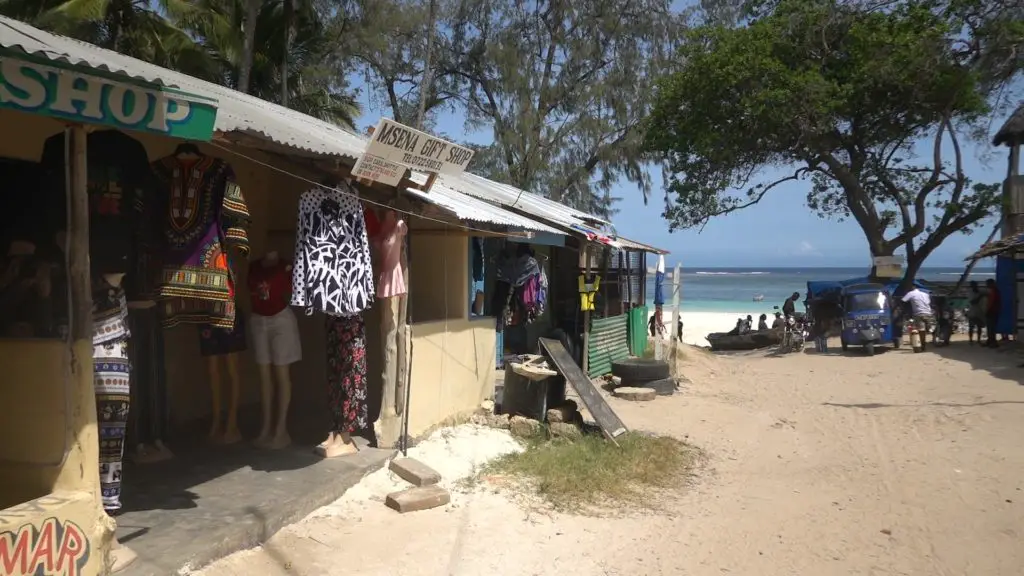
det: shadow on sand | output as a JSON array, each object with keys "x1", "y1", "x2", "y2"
[{"x1": 928, "y1": 339, "x2": 1024, "y2": 385}]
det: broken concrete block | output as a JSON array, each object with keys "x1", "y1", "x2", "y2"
[
  {"x1": 481, "y1": 399, "x2": 495, "y2": 412},
  {"x1": 385, "y1": 485, "x2": 450, "y2": 513},
  {"x1": 612, "y1": 386, "x2": 657, "y2": 401},
  {"x1": 546, "y1": 405, "x2": 575, "y2": 423},
  {"x1": 509, "y1": 415, "x2": 542, "y2": 438},
  {"x1": 548, "y1": 421, "x2": 583, "y2": 440},
  {"x1": 389, "y1": 457, "x2": 441, "y2": 487},
  {"x1": 487, "y1": 413, "x2": 511, "y2": 429}
]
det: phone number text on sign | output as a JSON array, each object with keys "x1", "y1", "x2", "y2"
[{"x1": 352, "y1": 154, "x2": 404, "y2": 186}]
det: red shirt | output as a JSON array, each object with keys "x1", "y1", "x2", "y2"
[
  {"x1": 987, "y1": 286, "x2": 1001, "y2": 316},
  {"x1": 248, "y1": 259, "x2": 292, "y2": 316}
]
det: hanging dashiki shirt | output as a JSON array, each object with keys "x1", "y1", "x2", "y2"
[
  {"x1": 40, "y1": 130, "x2": 158, "y2": 299},
  {"x1": 151, "y1": 155, "x2": 250, "y2": 329}
]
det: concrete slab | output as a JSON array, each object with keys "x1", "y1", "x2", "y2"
[
  {"x1": 116, "y1": 437, "x2": 390, "y2": 576},
  {"x1": 385, "y1": 485, "x2": 450, "y2": 513},
  {"x1": 389, "y1": 457, "x2": 441, "y2": 486}
]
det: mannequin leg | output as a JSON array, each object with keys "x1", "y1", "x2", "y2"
[
  {"x1": 255, "y1": 363, "x2": 274, "y2": 447},
  {"x1": 221, "y1": 353, "x2": 242, "y2": 444},
  {"x1": 206, "y1": 356, "x2": 222, "y2": 441},
  {"x1": 267, "y1": 363, "x2": 292, "y2": 449},
  {"x1": 316, "y1": 315, "x2": 366, "y2": 458}
]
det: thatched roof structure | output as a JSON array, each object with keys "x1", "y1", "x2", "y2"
[
  {"x1": 965, "y1": 231, "x2": 1024, "y2": 260},
  {"x1": 993, "y1": 104, "x2": 1024, "y2": 147}
]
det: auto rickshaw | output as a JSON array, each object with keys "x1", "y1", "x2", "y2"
[{"x1": 839, "y1": 283, "x2": 899, "y2": 356}]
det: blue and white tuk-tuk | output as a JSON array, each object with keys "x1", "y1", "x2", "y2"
[{"x1": 839, "y1": 283, "x2": 899, "y2": 356}]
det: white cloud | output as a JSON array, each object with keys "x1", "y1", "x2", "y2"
[{"x1": 795, "y1": 240, "x2": 822, "y2": 257}]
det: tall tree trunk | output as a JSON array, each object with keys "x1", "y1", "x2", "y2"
[
  {"x1": 280, "y1": 0, "x2": 294, "y2": 107},
  {"x1": 414, "y1": 0, "x2": 437, "y2": 130},
  {"x1": 238, "y1": 0, "x2": 260, "y2": 94}
]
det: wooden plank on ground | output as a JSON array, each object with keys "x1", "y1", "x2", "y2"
[{"x1": 539, "y1": 337, "x2": 628, "y2": 441}]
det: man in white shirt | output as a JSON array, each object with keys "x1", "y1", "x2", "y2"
[{"x1": 901, "y1": 287, "x2": 934, "y2": 331}]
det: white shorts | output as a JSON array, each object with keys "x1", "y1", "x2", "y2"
[{"x1": 250, "y1": 307, "x2": 302, "y2": 366}]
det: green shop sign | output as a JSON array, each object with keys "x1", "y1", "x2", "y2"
[{"x1": 0, "y1": 51, "x2": 218, "y2": 141}]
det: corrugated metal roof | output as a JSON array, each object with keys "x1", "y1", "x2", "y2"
[
  {"x1": 612, "y1": 235, "x2": 670, "y2": 255},
  {"x1": 0, "y1": 16, "x2": 366, "y2": 159},
  {"x1": 404, "y1": 182, "x2": 564, "y2": 235},
  {"x1": 439, "y1": 171, "x2": 612, "y2": 230}
]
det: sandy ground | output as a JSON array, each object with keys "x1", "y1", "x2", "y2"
[{"x1": 193, "y1": 338, "x2": 1024, "y2": 576}]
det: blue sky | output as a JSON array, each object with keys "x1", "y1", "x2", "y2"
[{"x1": 351, "y1": 87, "x2": 1014, "y2": 269}]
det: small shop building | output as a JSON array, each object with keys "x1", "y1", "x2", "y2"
[{"x1": 0, "y1": 16, "x2": 570, "y2": 575}]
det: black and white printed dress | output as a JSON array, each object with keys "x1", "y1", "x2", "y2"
[{"x1": 291, "y1": 184, "x2": 375, "y2": 316}]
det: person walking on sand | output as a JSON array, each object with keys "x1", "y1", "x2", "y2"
[
  {"x1": 967, "y1": 281, "x2": 986, "y2": 345},
  {"x1": 985, "y1": 279, "x2": 1001, "y2": 348}
]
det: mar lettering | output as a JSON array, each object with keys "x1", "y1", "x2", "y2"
[
  {"x1": 0, "y1": 56, "x2": 194, "y2": 136},
  {"x1": 0, "y1": 518, "x2": 90, "y2": 576}
]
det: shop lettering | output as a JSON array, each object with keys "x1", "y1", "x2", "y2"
[
  {"x1": 0, "y1": 518, "x2": 89, "y2": 576},
  {"x1": 0, "y1": 55, "x2": 216, "y2": 140},
  {"x1": 365, "y1": 118, "x2": 475, "y2": 177},
  {"x1": 375, "y1": 122, "x2": 420, "y2": 154}
]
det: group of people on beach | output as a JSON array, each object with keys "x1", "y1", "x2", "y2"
[
  {"x1": 966, "y1": 279, "x2": 1003, "y2": 348},
  {"x1": 726, "y1": 310, "x2": 785, "y2": 336}
]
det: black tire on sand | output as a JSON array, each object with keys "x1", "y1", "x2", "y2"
[{"x1": 611, "y1": 358, "x2": 670, "y2": 383}]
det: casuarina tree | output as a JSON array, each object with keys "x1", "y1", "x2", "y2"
[{"x1": 645, "y1": 0, "x2": 1022, "y2": 287}]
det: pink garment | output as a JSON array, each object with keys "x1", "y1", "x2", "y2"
[{"x1": 374, "y1": 210, "x2": 407, "y2": 297}]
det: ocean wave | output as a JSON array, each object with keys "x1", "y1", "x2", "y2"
[
  {"x1": 939, "y1": 272, "x2": 994, "y2": 276},
  {"x1": 693, "y1": 271, "x2": 771, "y2": 276}
]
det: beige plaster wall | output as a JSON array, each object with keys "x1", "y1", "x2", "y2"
[{"x1": 406, "y1": 317, "x2": 497, "y2": 438}]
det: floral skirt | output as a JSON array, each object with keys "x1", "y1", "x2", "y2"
[{"x1": 325, "y1": 314, "x2": 368, "y2": 433}]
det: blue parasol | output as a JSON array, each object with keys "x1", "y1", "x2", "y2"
[{"x1": 654, "y1": 255, "x2": 666, "y2": 306}]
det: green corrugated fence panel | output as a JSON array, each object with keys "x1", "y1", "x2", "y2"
[
  {"x1": 628, "y1": 306, "x2": 648, "y2": 355},
  {"x1": 587, "y1": 313, "x2": 629, "y2": 378}
]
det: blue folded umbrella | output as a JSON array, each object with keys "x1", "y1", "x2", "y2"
[{"x1": 654, "y1": 255, "x2": 666, "y2": 306}]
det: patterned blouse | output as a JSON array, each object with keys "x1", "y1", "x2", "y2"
[
  {"x1": 291, "y1": 184, "x2": 374, "y2": 317},
  {"x1": 151, "y1": 155, "x2": 251, "y2": 329}
]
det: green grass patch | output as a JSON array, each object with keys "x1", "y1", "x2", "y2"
[{"x1": 483, "y1": 430, "x2": 700, "y2": 513}]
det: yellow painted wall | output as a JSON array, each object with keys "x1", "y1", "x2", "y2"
[
  {"x1": 408, "y1": 229, "x2": 470, "y2": 323},
  {"x1": 406, "y1": 317, "x2": 496, "y2": 438}
]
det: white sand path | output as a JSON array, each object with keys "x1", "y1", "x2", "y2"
[{"x1": 194, "y1": 338, "x2": 1024, "y2": 576}]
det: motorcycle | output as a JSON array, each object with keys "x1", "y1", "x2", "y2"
[
  {"x1": 905, "y1": 314, "x2": 934, "y2": 353},
  {"x1": 778, "y1": 315, "x2": 808, "y2": 354}
]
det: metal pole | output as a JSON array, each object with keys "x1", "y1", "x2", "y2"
[{"x1": 399, "y1": 230, "x2": 413, "y2": 456}]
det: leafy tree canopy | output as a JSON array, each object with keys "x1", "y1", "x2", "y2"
[
  {"x1": 348, "y1": 0, "x2": 688, "y2": 218},
  {"x1": 646, "y1": 0, "x2": 1021, "y2": 282}
]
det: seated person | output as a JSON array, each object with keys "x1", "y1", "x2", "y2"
[
  {"x1": 727, "y1": 318, "x2": 744, "y2": 336},
  {"x1": 757, "y1": 313, "x2": 769, "y2": 331},
  {"x1": 771, "y1": 312, "x2": 783, "y2": 329}
]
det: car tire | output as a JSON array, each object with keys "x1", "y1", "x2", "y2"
[
  {"x1": 865, "y1": 342, "x2": 875, "y2": 357},
  {"x1": 611, "y1": 358, "x2": 671, "y2": 383},
  {"x1": 633, "y1": 376, "x2": 677, "y2": 396}
]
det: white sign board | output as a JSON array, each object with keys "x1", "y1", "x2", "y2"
[
  {"x1": 350, "y1": 153, "x2": 403, "y2": 186},
  {"x1": 352, "y1": 118, "x2": 476, "y2": 186},
  {"x1": 872, "y1": 255, "x2": 904, "y2": 278}
]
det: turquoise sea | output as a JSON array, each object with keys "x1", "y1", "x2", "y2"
[{"x1": 645, "y1": 266, "x2": 994, "y2": 313}]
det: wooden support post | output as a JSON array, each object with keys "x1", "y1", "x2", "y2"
[
  {"x1": 582, "y1": 244, "x2": 591, "y2": 375},
  {"x1": 602, "y1": 246, "x2": 610, "y2": 318},
  {"x1": 423, "y1": 172, "x2": 438, "y2": 193},
  {"x1": 671, "y1": 263, "x2": 681, "y2": 344}
]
